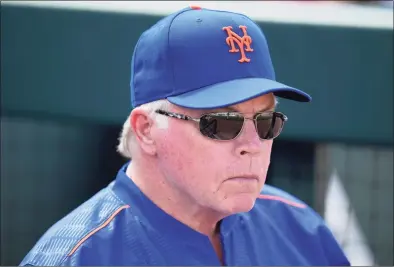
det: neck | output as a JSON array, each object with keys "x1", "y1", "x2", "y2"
[{"x1": 126, "y1": 158, "x2": 223, "y2": 238}]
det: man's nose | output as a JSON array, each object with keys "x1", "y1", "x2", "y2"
[{"x1": 234, "y1": 119, "x2": 263, "y2": 156}]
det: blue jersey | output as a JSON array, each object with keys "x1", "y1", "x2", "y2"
[{"x1": 20, "y1": 163, "x2": 350, "y2": 266}]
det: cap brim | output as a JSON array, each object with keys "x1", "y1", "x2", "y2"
[{"x1": 167, "y1": 77, "x2": 312, "y2": 109}]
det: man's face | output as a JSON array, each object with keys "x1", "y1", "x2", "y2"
[{"x1": 154, "y1": 93, "x2": 276, "y2": 215}]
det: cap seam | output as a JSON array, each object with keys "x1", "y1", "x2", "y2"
[
  {"x1": 167, "y1": 8, "x2": 199, "y2": 97},
  {"x1": 131, "y1": 34, "x2": 144, "y2": 108}
]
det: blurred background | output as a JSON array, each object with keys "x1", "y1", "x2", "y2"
[{"x1": 1, "y1": 1, "x2": 393, "y2": 266}]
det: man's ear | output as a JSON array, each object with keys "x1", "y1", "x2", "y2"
[{"x1": 129, "y1": 109, "x2": 157, "y2": 156}]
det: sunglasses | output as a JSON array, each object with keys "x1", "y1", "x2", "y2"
[{"x1": 155, "y1": 109, "x2": 288, "y2": 141}]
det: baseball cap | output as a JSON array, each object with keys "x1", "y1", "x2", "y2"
[{"x1": 130, "y1": 6, "x2": 311, "y2": 109}]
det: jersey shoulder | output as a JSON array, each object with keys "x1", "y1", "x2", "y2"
[
  {"x1": 255, "y1": 184, "x2": 322, "y2": 228},
  {"x1": 252, "y1": 184, "x2": 350, "y2": 266},
  {"x1": 259, "y1": 184, "x2": 310, "y2": 208},
  {"x1": 20, "y1": 182, "x2": 129, "y2": 266}
]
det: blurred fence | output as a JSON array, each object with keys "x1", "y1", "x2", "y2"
[{"x1": 1, "y1": 1, "x2": 393, "y2": 266}]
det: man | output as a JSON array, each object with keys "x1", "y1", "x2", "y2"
[{"x1": 20, "y1": 6, "x2": 350, "y2": 266}]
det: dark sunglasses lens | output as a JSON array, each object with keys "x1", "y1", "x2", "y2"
[
  {"x1": 256, "y1": 113, "x2": 283, "y2": 139},
  {"x1": 200, "y1": 114, "x2": 244, "y2": 140}
]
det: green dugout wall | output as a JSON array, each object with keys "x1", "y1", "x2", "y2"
[{"x1": 2, "y1": 4, "x2": 392, "y2": 144}]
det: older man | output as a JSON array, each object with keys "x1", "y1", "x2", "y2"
[{"x1": 21, "y1": 6, "x2": 350, "y2": 266}]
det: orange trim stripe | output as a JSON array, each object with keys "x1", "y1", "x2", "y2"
[
  {"x1": 68, "y1": 205, "x2": 130, "y2": 256},
  {"x1": 258, "y1": 194, "x2": 306, "y2": 209}
]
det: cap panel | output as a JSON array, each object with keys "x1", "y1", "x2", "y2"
[{"x1": 168, "y1": 9, "x2": 276, "y2": 95}]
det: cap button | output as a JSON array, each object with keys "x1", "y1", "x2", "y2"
[{"x1": 190, "y1": 5, "x2": 201, "y2": 10}]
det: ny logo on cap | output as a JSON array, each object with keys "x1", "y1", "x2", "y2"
[{"x1": 222, "y1": 25, "x2": 254, "y2": 63}]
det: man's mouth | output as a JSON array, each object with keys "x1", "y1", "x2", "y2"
[{"x1": 226, "y1": 175, "x2": 259, "y2": 181}]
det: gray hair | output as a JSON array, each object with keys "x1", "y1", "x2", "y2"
[{"x1": 117, "y1": 99, "x2": 170, "y2": 159}]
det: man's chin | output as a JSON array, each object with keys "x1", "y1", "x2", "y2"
[{"x1": 220, "y1": 193, "x2": 258, "y2": 214}]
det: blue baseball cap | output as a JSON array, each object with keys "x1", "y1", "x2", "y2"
[{"x1": 130, "y1": 6, "x2": 311, "y2": 109}]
